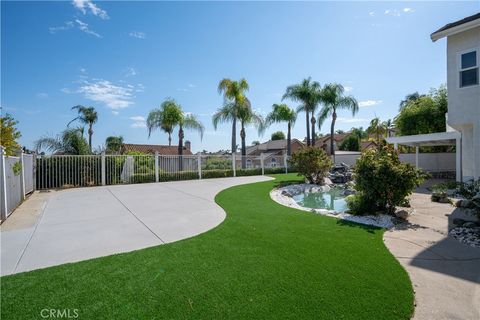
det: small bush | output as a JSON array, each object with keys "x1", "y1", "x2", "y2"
[
  {"x1": 288, "y1": 147, "x2": 332, "y2": 184},
  {"x1": 349, "y1": 146, "x2": 423, "y2": 215}
]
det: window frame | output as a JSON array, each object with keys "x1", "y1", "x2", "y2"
[{"x1": 457, "y1": 47, "x2": 479, "y2": 89}]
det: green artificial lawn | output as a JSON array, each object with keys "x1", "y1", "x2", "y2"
[{"x1": 1, "y1": 174, "x2": 414, "y2": 319}]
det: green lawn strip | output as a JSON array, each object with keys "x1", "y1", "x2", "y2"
[{"x1": 1, "y1": 173, "x2": 414, "y2": 319}]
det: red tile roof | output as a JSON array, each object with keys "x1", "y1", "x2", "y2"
[{"x1": 122, "y1": 144, "x2": 192, "y2": 155}]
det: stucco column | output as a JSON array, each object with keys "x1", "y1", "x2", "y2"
[
  {"x1": 415, "y1": 146, "x2": 419, "y2": 169},
  {"x1": 456, "y1": 135, "x2": 462, "y2": 182}
]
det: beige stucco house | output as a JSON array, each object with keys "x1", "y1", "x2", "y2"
[{"x1": 388, "y1": 13, "x2": 479, "y2": 181}]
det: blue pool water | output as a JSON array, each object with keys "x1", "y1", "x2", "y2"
[{"x1": 292, "y1": 187, "x2": 348, "y2": 212}]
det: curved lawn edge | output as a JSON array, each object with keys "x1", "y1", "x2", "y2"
[{"x1": 1, "y1": 173, "x2": 414, "y2": 320}]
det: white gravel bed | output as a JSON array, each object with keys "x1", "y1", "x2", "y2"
[{"x1": 270, "y1": 183, "x2": 395, "y2": 229}]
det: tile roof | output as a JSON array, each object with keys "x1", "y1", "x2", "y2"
[{"x1": 122, "y1": 144, "x2": 192, "y2": 155}]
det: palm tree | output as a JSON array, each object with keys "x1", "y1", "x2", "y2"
[
  {"x1": 237, "y1": 99, "x2": 264, "y2": 168},
  {"x1": 68, "y1": 105, "x2": 98, "y2": 151},
  {"x1": 399, "y1": 92, "x2": 424, "y2": 111},
  {"x1": 265, "y1": 103, "x2": 297, "y2": 156},
  {"x1": 383, "y1": 119, "x2": 395, "y2": 138},
  {"x1": 317, "y1": 83, "x2": 359, "y2": 161},
  {"x1": 34, "y1": 127, "x2": 90, "y2": 155},
  {"x1": 367, "y1": 117, "x2": 386, "y2": 147},
  {"x1": 215, "y1": 78, "x2": 249, "y2": 154},
  {"x1": 282, "y1": 78, "x2": 322, "y2": 147},
  {"x1": 105, "y1": 136, "x2": 124, "y2": 154},
  {"x1": 147, "y1": 100, "x2": 182, "y2": 146}
]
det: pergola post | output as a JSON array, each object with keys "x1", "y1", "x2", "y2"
[
  {"x1": 415, "y1": 145, "x2": 419, "y2": 169},
  {"x1": 456, "y1": 135, "x2": 462, "y2": 182}
]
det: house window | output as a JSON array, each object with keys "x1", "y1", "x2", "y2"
[
  {"x1": 459, "y1": 50, "x2": 478, "y2": 88},
  {"x1": 270, "y1": 158, "x2": 277, "y2": 168},
  {"x1": 246, "y1": 159, "x2": 252, "y2": 168}
]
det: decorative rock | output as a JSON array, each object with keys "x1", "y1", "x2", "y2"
[
  {"x1": 394, "y1": 209, "x2": 409, "y2": 220},
  {"x1": 344, "y1": 189, "x2": 356, "y2": 196},
  {"x1": 452, "y1": 218, "x2": 466, "y2": 226},
  {"x1": 438, "y1": 197, "x2": 451, "y2": 204},
  {"x1": 458, "y1": 200, "x2": 473, "y2": 208},
  {"x1": 449, "y1": 226, "x2": 480, "y2": 248},
  {"x1": 462, "y1": 221, "x2": 477, "y2": 228}
]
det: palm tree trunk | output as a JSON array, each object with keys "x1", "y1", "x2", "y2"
[
  {"x1": 240, "y1": 123, "x2": 246, "y2": 169},
  {"x1": 305, "y1": 110, "x2": 310, "y2": 146},
  {"x1": 232, "y1": 117, "x2": 237, "y2": 154},
  {"x1": 330, "y1": 109, "x2": 337, "y2": 162},
  {"x1": 178, "y1": 127, "x2": 184, "y2": 171},
  {"x1": 88, "y1": 124, "x2": 93, "y2": 152},
  {"x1": 168, "y1": 133, "x2": 172, "y2": 146},
  {"x1": 287, "y1": 122, "x2": 292, "y2": 156},
  {"x1": 311, "y1": 116, "x2": 316, "y2": 147}
]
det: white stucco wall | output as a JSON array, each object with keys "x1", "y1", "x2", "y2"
[{"x1": 446, "y1": 26, "x2": 480, "y2": 179}]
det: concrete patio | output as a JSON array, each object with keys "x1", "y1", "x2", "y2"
[
  {"x1": 384, "y1": 183, "x2": 480, "y2": 320},
  {"x1": 1, "y1": 176, "x2": 271, "y2": 275}
]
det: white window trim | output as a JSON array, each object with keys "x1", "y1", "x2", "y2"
[{"x1": 457, "y1": 47, "x2": 479, "y2": 89}]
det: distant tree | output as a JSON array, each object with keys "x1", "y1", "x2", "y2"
[
  {"x1": 251, "y1": 140, "x2": 260, "y2": 146},
  {"x1": 339, "y1": 135, "x2": 360, "y2": 151},
  {"x1": 283, "y1": 78, "x2": 322, "y2": 146},
  {"x1": 237, "y1": 99, "x2": 264, "y2": 168},
  {"x1": 399, "y1": 92, "x2": 425, "y2": 111},
  {"x1": 350, "y1": 127, "x2": 367, "y2": 141},
  {"x1": 382, "y1": 119, "x2": 395, "y2": 137},
  {"x1": 34, "y1": 128, "x2": 90, "y2": 155},
  {"x1": 147, "y1": 100, "x2": 180, "y2": 146},
  {"x1": 271, "y1": 131, "x2": 285, "y2": 141},
  {"x1": 105, "y1": 136, "x2": 124, "y2": 154},
  {"x1": 265, "y1": 103, "x2": 297, "y2": 155},
  {"x1": 395, "y1": 86, "x2": 447, "y2": 136},
  {"x1": 68, "y1": 105, "x2": 98, "y2": 151},
  {"x1": 335, "y1": 129, "x2": 346, "y2": 134},
  {"x1": 0, "y1": 113, "x2": 22, "y2": 156},
  {"x1": 317, "y1": 83, "x2": 359, "y2": 162},
  {"x1": 367, "y1": 117, "x2": 386, "y2": 147}
]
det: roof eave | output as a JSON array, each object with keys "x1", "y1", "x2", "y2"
[{"x1": 431, "y1": 18, "x2": 480, "y2": 42}]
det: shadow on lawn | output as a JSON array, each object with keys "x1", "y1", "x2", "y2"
[{"x1": 335, "y1": 219, "x2": 380, "y2": 234}]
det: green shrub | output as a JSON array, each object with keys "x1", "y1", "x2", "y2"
[
  {"x1": 203, "y1": 157, "x2": 232, "y2": 170},
  {"x1": 288, "y1": 147, "x2": 332, "y2": 184},
  {"x1": 130, "y1": 173, "x2": 155, "y2": 184},
  {"x1": 350, "y1": 146, "x2": 423, "y2": 215}
]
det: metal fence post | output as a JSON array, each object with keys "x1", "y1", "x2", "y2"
[
  {"x1": 155, "y1": 152, "x2": 159, "y2": 182},
  {"x1": 33, "y1": 153, "x2": 37, "y2": 191},
  {"x1": 284, "y1": 153, "x2": 288, "y2": 174},
  {"x1": 232, "y1": 153, "x2": 236, "y2": 177},
  {"x1": 198, "y1": 153, "x2": 202, "y2": 180},
  {"x1": 260, "y1": 153, "x2": 265, "y2": 176},
  {"x1": 18, "y1": 150, "x2": 25, "y2": 200},
  {"x1": 101, "y1": 152, "x2": 106, "y2": 186},
  {"x1": 0, "y1": 147, "x2": 7, "y2": 221}
]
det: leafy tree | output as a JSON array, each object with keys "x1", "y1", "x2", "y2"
[
  {"x1": 34, "y1": 128, "x2": 90, "y2": 155},
  {"x1": 266, "y1": 103, "x2": 297, "y2": 155},
  {"x1": 237, "y1": 99, "x2": 264, "y2": 168},
  {"x1": 348, "y1": 146, "x2": 423, "y2": 215},
  {"x1": 336, "y1": 129, "x2": 345, "y2": 134},
  {"x1": 204, "y1": 156, "x2": 231, "y2": 170},
  {"x1": 367, "y1": 117, "x2": 386, "y2": 147},
  {"x1": 105, "y1": 136, "x2": 124, "y2": 154},
  {"x1": 398, "y1": 92, "x2": 425, "y2": 111},
  {"x1": 214, "y1": 78, "x2": 249, "y2": 153},
  {"x1": 288, "y1": 147, "x2": 333, "y2": 184},
  {"x1": 350, "y1": 127, "x2": 367, "y2": 140},
  {"x1": 339, "y1": 135, "x2": 359, "y2": 151},
  {"x1": 271, "y1": 131, "x2": 285, "y2": 141},
  {"x1": 0, "y1": 113, "x2": 22, "y2": 156},
  {"x1": 283, "y1": 78, "x2": 322, "y2": 146},
  {"x1": 317, "y1": 83, "x2": 359, "y2": 161},
  {"x1": 251, "y1": 140, "x2": 260, "y2": 146},
  {"x1": 383, "y1": 119, "x2": 395, "y2": 137},
  {"x1": 68, "y1": 105, "x2": 98, "y2": 151},
  {"x1": 394, "y1": 86, "x2": 447, "y2": 136}
]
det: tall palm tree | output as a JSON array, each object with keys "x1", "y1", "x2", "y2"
[
  {"x1": 34, "y1": 127, "x2": 90, "y2": 155},
  {"x1": 215, "y1": 78, "x2": 249, "y2": 154},
  {"x1": 382, "y1": 119, "x2": 395, "y2": 138},
  {"x1": 105, "y1": 136, "x2": 124, "y2": 154},
  {"x1": 177, "y1": 113, "x2": 204, "y2": 157},
  {"x1": 237, "y1": 99, "x2": 264, "y2": 168},
  {"x1": 317, "y1": 83, "x2": 359, "y2": 161},
  {"x1": 147, "y1": 100, "x2": 182, "y2": 146},
  {"x1": 282, "y1": 78, "x2": 322, "y2": 147},
  {"x1": 265, "y1": 103, "x2": 297, "y2": 156},
  {"x1": 367, "y1": 117, "x2": 386, "y2": 147},
  {"x1": 68, "y1": 105, "x2": 98, "y2": 151}
]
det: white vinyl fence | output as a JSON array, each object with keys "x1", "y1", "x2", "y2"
[
  {"x1": 35, "y1": 153, "x2": 290, "y2": 190},
  {"x1": 1, "y1": 148, "x2": 35, "y2": 221}
]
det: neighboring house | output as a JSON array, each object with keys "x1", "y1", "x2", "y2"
[
  {"x1": 360, "y1": 140, "x2": 378, "y2": 151},
  {"x1": 387, "y1": 13, "x2": 479, "y2": 181},
  {"x1": 314, "y1": 133, "x2": 351, "y2": 155},
  {"x1": 238, "y1": 139, "x2": 304, "y2": 168},
  {"x1": 121, "y1": 140, "x2": 193, "y2": 155}
]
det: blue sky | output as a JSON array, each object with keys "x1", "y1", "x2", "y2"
[{"x1": 2, "y1": 1, "x2": 479, "y2": 153}]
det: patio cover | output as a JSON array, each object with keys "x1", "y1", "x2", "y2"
[{"x1": 386, "y1": 131, "x2": 462, "y2": 182}]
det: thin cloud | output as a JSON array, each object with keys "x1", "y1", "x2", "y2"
[
  {"x1": 359, "y1": 100, "x2": 382, "y2": 107},
  {"x1": 76, "y1": 79, "x2": 139, "y2": 109},
  {"x1": 49, "y1": 21, "x2": 74, "y2": 33},
  {"x1": 130, "y1": 116, "x2": 146, "y2": 129},
  {"x1": 129, "y1": 31, "x2": 146, "y2": 39},
  {"x1": 75, "y1": 19, "x2": 101, "y2": 38},
  {"x1": 72, "y1": 0, "x2": 109, "y2": 20},
  {"x1": 403, "y1": 8, "x2": 415, "y2": 13},
  {"x1": 50, "y1": 20, "x2": 101, "y2": 38},
  {"x1": 130, "y1": 116, "x2": 145, "y2": 122},
  {"x1": 344, "y1": 86, "x2": 353, "y2": 92},
  {"x1": 112, "y1": 111, "x2": 119, "y2": 116},
  {"x1": 124, "y1": 67, "x2": 137, "y2": 77},
  {"x1": 36, "y1": 92, "x2": 49, "y2": 99},
  {"x1": 337, "y1": 117, "x2": 369, "y2": 124}
]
